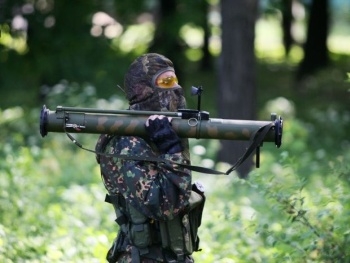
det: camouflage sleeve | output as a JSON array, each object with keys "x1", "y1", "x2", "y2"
[{"x1": 98, "y1": 135, "x2": 192, "y2": 221}]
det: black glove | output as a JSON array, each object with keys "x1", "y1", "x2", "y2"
[{"x1": 145, "y1": 117, "x2": 183, "y2": 154}]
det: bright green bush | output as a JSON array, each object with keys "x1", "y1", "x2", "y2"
[
  {"x1": 192, "y1": 114, "x2": 350, "y2": 263},
  {"x1": 0, "y1": 105, "x2": 113, "y2": 262}
]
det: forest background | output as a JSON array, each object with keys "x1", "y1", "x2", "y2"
[{"x1": 0, "y1": 0, "x2": 349, "y2": 262}]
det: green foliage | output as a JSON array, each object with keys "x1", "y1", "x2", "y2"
[
  {"x1": 0, "y1": 148, "x2": 109, "y2": 262},
  {"x1": 190, "y1": 63, "x2": 350, "y2": 262},
  {"x1": 0, "y1": 88, "x2": 121, "y2": 262},
  {"x1": 1, "y1": 61, "x2": 350, "y2": 261},
  {"x1": 1, "y1": 74, "x2": 349, "y2": 262},
  {"x1": 192, "y1": 113, "x2": 350, "y2": 262}
]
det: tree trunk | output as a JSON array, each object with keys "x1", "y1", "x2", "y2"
[
  {"x1": 297, "y1": 0, "x2": 329, "y2": 80},
  {"x1": 281, "y1": 0, "x2": 294, "y2": 57},
  {"x1": 149, "y1": 0, "x2": 185, "y2": 79},
  {"x1": 199, "y1": 0, "x2": 212, "y2": 71},
  {"x1": 217, "y1": 0, "x2": 258, "y2": 177}
]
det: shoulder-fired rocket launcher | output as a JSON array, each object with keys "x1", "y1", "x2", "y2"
[
  {"x1": 39, "y1": 87, "x2": 283, "y2": 171},
  {"x1": 40, "y1": 105, "x2": 282, "y2": 145}
]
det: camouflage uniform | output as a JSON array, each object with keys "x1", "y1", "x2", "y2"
[{"x1": 96, "y1": 54, "x2": 195, "y2": 262}]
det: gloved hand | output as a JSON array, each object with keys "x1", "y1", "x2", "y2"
[{"x1": 145, "y1": 115, "x2": 183, "y2": 154}]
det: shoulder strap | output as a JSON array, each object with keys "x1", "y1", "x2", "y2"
[{"x1": 65, "y1": 122, "x2": 273, "y2": 175}]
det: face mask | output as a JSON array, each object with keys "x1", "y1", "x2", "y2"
[
  {"x1": 125, "y1": 53, "x2": 187, "y2": 112},
  {"x1": 158, "y1": 88, "x2": 186, "y2": 112}
]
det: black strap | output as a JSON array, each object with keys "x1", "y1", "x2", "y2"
[
  {"x1": 105, "y1": 194, "x2": 129, "y2": 226},
  {"x1": 105, "y1": 193, "x2": 123, "y2": 206},
  {"x1": 65, "y1": 122, "x2": 273, "y2": 175},
  {"x1": 224, "y1": 122, "x2": 273, "y2": 175}
]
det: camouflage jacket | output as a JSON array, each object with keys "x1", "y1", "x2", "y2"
[{"x1": 95, "y1": 134, "x2": 192, "y2": 221}]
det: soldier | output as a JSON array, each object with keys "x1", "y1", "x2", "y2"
[{"x1": 95, "y1": 53, "x2": 205, "y2": 263}]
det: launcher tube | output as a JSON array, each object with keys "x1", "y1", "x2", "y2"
[{"x1": 40, "y1": 106, "x2": 278, "y2": 142}]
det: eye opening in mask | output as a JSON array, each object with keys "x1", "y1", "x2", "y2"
[
  {"x1": 152, "y1": 67, "x2": 181, "y2": 90},
  {"x1": 156, "y1": 75, "x2": 179, "y2": 89}
]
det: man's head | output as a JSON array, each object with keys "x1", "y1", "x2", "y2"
[{"x1": 124, "y1": 53, "x2": 186, "y2": 111}]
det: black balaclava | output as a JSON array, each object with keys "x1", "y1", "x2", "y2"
[
  {"x1": 124, "y1": 53, "x2": 190, "y2": 160},
  {"x1": 124, "y1": 53, "x2": 186, "y2": 112}
]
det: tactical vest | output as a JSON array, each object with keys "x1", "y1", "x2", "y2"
[{"x1": 105, "y1": 182, "x2": 205, "y2": 263}]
